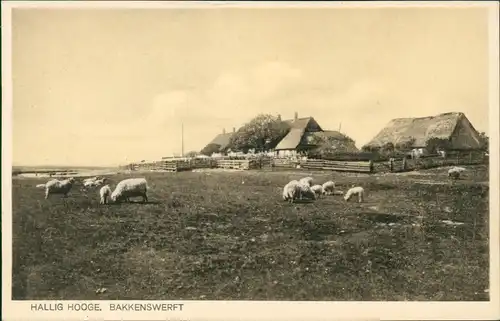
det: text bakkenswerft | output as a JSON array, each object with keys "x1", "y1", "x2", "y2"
[{"x1": 31, "y1": 303, "x2": 185, "y2": 312}]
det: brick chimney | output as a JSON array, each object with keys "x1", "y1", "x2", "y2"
[
  {"x1": 294, "y1": 111, "x2": 298, "y2": 120},
  {"x1": 277, "y1": 114, "x2": 281, "y2": 121},
  {"x1": 222, "y1": 128, "x2": 226, "y2": 134},
  {"x1": 233, "y1": 127, "x2": 236, "y2": 133}
]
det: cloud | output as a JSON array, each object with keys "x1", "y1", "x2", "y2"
[{"x1": 147, "y1": 61, "x2": 303, "y2": 127}]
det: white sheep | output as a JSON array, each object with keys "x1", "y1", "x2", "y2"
[
  {"x1": 110, "y1": 178, "x2": 149, "y2": 203},
  {"x1": 344, "y1": 186, "x2": 365, "y2": 203},
  {"x1": 298, "y1": 183, "x2": 316, "y2": 201},
  {"x1": 83, "y1": 177, "x2": 107, "y2": 189},
  {"x1": 299, "y1": 177, "x2": 313, "y2": 187},
  {"x1": 311, "y1": 184, "x2": 324, "y2": 198},
  {"x1": 448, "y1": 166, "x2": 466, "y2": 179},
  {"x1": 99, "y1": 184, "x2": 112, "y2": 204},
  {"x1": 83, "y1": 176, "x2": 98, "y2": 184},
  {"x1": 282, "y1": 181, "x2": 301, "y2": 203},
  {"x1": 322, "y1": 181, "x2": 336, "y2": 195},
  {"x1": 44, "y1": 177, "x2": 75, "y2": 199}
]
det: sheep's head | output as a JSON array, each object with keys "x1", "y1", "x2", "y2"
[
  {"x1": 110, "y1": 194, "x2": 117, "y2": 202},
  {"x1": 68, "y1": 177, "x2": 75, "y2": 184}
]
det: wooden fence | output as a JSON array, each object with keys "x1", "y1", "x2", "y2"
[
  {"x1": 371, "y1": 151, "x2": 487, "y2": 173},
  {"x1": 128, "y1": 151, "x2": 486, "y2": 174},
  {"x1": 303, "y1": 159, "x2": 373, "y2": 173}
]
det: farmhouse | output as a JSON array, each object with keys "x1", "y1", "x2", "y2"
[
  {"x1": 363, "y1": 112, "x2": 484, "y2": 151},
  {"x1": 274, "y1": 112, "x2": 358, "y2": 157},
  {"x1": 202, "y1": 112, "x2": 358, "y2": 157},
  {"x1": 202, "y1": 127, "x2": 237, "y2": 154}
]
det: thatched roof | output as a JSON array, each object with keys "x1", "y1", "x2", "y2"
[
  {"x1": 305, "y1": 131, "x2": 359, "y2": 153},
  {"x1": 364, "y1": 112, "x2": 477, "y2": 149},
  {"x1": 275, "y1": 128, "x2": 305, "y2": 150},
  {"x1": 207, "y1": 132, "x2": 235, "y2": 150},
  {"x1": 282, "y1": 117, "x2": 322, "y2": 131},
  {"x1": 275, "y1": 117, "x2": 323, "y2": 150}
]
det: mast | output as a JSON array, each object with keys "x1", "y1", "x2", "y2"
[{"x1": 181, "y1": 122, "x2": 184, "y2": 157}]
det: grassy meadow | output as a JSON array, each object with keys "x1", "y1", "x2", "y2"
[{"x1": 11, "y1": 165, "x2": 490, "y2": 300}]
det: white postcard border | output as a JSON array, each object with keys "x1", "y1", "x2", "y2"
[{"x1": 2, "y1": 1, "x2": 499, "y2": 321}]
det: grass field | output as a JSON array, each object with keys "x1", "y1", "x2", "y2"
[{"x1": 12, "y1": 165, "x2": 490, "y2": 300}]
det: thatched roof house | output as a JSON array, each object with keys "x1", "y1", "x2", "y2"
[
  {"x1": 274, "y1": 113, "x2": 322, "y2": 151},
  {"x1": 202, "y1": 112, "x2": 358, "y2": 156},
  {"x1": 274, "y1": 113, "x2": 358, "y2": 156},
  {"x1": 363, "y1": 112, "x2": 484, "y2": 151},
  {"x1": 204, "y1": 128, "x2": 236, "y2": 152}
]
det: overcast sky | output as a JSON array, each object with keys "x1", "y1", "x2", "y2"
[{"x1": 12, "y1": 5, "x2": 491, "y2": 166}]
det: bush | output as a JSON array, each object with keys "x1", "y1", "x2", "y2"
[
  {"x1": 200, "y1": 143, "x2": 222, "y2": 156},
  {"x1": 425, "y1": 137, "x2": 452, "y2": 154}
]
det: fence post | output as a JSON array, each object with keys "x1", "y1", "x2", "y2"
[
  {"x1": 369, "y1": 160, "x2": 374, "y2": 173},
  {"x1": 403, "y1": 157, "x2": 407, "y2": 171}
]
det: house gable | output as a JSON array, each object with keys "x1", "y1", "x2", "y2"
[
  {"x1": 304, "y1": 117, "x2": 322, "y2": 132},
  {"x1": 449, "y1": 114, "x2": 483, "y2": 150}
]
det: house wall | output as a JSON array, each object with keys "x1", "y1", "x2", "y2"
[
  {"x1": 450, "y1": 116, "x2": 483, "y2": 150},
  {"x1": 277, "y1": 150, "x2": 298, "y2": 157}
]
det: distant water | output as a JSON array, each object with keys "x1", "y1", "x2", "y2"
[{"x1": 13, "y1": 167, "x2": 119, "y2": 179}]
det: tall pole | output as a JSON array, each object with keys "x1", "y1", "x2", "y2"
[
  {"x1": 181, "y1": 122, "x2": 184, "y2": 157},
  {"x1": 338, "y1": 122, "x2": 342, "y2": 132}
]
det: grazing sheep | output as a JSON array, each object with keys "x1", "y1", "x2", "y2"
[
  {"x1": 83, "y1": 176, "x2": 98, "y2": 184},
  {"x1": 282, "y1": 181, "x2": 301, "y2": 203},
  {"x1": 83, "y1": 177, "x2": 107, "y2": 189},
  {"x1": 110, "y1": 178, "x2": 149, "y2": 203},
  {"x1": 311, "y1": 184, "x2": 324, "y2": 198},
  {"x1": 298, "y1": 183, "x2": 316, "y2": 201},
  {"x1": 36, "y1": 184, "x2": 46, "y2": 188},
  {"x1": 93, "y1": 177, "x2": 107, "y2": 187},
  {"x1": 322, "y1": 181, "x2": 336, "y2": 195},
  {"x1": 344, "y1": 186, "x2": 365, "y2": 203},
  {"x1": 99, "y1": 184, "x2": 112, "y2": 204},
  {"x1": 448, "y1": 167, "x2": 465, "y2": 180},
  {"x1": 299, "y1": 177, "x2": 313, "y2": 187},
  {"x1": 44, "y1": 177, "x2": 75, "y2": 199}
]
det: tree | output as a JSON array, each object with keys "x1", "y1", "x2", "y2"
[
  {"x1": 226, "y1": 114, "x2": 290, "y2": 152},
  {"x1": 479, "y1": 132, "x2": 489, "y2": 151},
  {"x1": 381, "y1": 142, "x2": 395, "y2": 154},
  {"x1": 425, "y1": 137, "x2": 452, "y2": 154},
  {"x1": 200, "y1": 143, "x2": 222, "y2": 156}
]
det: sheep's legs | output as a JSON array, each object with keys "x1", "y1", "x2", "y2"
[{"x1": 142, "y1": 193, "x2": 148, "y2": 203}]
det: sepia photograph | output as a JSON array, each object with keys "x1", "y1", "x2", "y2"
[{"x1": 2, "y1": 1, "x2": 499, "y2": 320}]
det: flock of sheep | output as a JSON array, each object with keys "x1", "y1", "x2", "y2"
[
  {"x1": 34, "y1": 165, "x2": 466, "y2": 206},
  {"x1": 36, "y1": 176, "x2": 149, "y2": 204},
  {"x1": 282, "y1": 177, "x2": 365, "y2": 204},
  {"x1": 282, "y1": 166, "x2": 466, "y2": 204}
]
